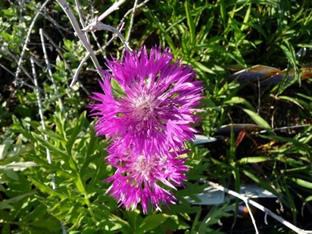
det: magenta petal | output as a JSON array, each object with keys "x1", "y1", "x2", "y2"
[
  {"x1": 89, "y1": 46, "x2": 203, "y2": 157},
  {"x1": 90, "y1": 46, "x2": 202, "y2": 213},
  {"x1": 105, "y1": 149, "x2": 188, "y2": 213}
]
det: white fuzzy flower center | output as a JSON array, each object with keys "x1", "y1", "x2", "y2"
[
  {"x1": 133, "y1": 156, "x2": 155, "y2": 179},
  {"x1": 132, "y1": 95, "x2": 155, "y2": 121}
]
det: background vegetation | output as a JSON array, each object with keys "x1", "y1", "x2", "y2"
[{"x1": 1, "y1": 0, "x2": 312, "y2": 233}]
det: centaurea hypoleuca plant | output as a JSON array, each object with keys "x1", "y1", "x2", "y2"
[{"x1": 90, "y1": 46, "x2": 203, "y2": 213}]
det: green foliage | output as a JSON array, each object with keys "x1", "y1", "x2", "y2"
[{"x1": 1, "y1": 0, "x2": 312, "y2": 233}]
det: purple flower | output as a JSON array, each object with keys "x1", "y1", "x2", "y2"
[
  {"x1": 105, "y1": 149, "x2": 188, "y2": 213},
  {"x1": 89, "y1": 46, "x2": 203, "y2": 157}
]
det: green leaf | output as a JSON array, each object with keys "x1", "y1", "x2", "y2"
[
  {"x1": 261, "y1": 134, "x2": 307, "y2": 148},
  {"x1": 0, "y1": 161, "x2": 37, "y2": 171},
  {"x1": 305, "y1": 196, "x2": 312, "y2": 203},
  {"x1": 0, "y1": 192, "x2": 35, "y2": 210},
  {"x1": 191, "y1": 60, "x2": 215, "y2": 74},
  {"x1": 219, "y1": 0, "x2": 227, "y2": 26},
  {"x1": 23, "y1": 204, "x2": 48, "y2": 223},
  {"x1": 75, "y1": 177, "x2": 87, "y2": 195},
  {"x1": 238, "y1": 156, "x2": 273, "y2": 164},
  {"x1": 111, "y1": 78, "x2": 126, "y2": 99},
  {"x1": 185, "y1": 0, "x2": 195, "y2": 44},
  {"x1": 225, "y1": 97, "x2": 255, "y2": 112},
  {"x1": 243, "y1": 170, "x2": 278, "y2": 196},
  {"x1": 240, "y1": 3, "x2": 251, "y2": 31},
  {"x1": 279, "y1": 41, "x2": 300, "y2": 85},
  {"x1": 144, "y1": 10, "x2": 176, "y2": 52},
  {"x1": 4, "y1": 170, "x2": 19, "y2": 180},
  {"x1": 137, "y1": 214, "x2": 169, "y2": 234},
  {"x1": 0, "y1": 139, "x2": 12, "y2": 160},
  {"x1": 198, "y1": 203, "x2": 231, "y2": 233},
  {"x1": 29, "y1": 178, "x2": 67, "y2": 199},
  {"x1": 12, "y1": 115, "x2": 34, "y2": 141},
  {"x1": 42, "y1": 129, "x2": 66, "y2": 142},
  {"x1": 242, "y1": 109, "x2": 271, "y2": 130},
  {"x1": 289, "y1": 178, "x2": 312, "y2": 189},
  {"x1": 278, "y1": 96, "x2": 304, "y2": 109},
  {"x1": 66, "y1": 111, "x2": 86, "y2": 154},
  {"x1": 32, "y1": 133, "x2": 68, "y2": 158}
]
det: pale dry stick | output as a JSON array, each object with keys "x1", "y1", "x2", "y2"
[
  {"x1": 70, "y1": 53, "x2": 90, "y2": 87},
  {"x1": 206, "y1": 181, "x2": 311, "y2": 234},
  {"x1": 18, "y1": 0, "x2": 24, "y2": 38},
  {"x1": 26, "y1": 0, "x2": 73, "y2": 35},
  {"x1": 125, "y1": 0, "x2": 139, "y2": 43},
  {"x1": 41, "y1": 28, "x2": 90, "y2": 96},
  {"x1": 0, "y1": 63, "x2": 15, "y2": 77},
  {"x1": 74, "y1": 0, "x2": 105, "y2": 57},
  {"x1": 30, "y1": 57, "x2": 56, "y2": 189},
  {"x1": 30, "y1": 57, "x2": 67, "y2": 234},
  {"x1": 90, "y1": 31, "x2": 106, "y2": 59},
  {"x1": 28, "y1": 53, "x2": 45, "y2": 70},
  {"x1": 41, "y1": 29, "x2": 91, "y2": 96},
  {"x1": 70, "y1": 23, "x2": 124, "y2": 87},
  {"x1": 0, "y1": 59, "x2": 37, "y2": 90},
  {"x1": 39, "y1": 28, "x2": 65, "y2": 114},
  {"x1": 74, "y1": 0, "x2": 87, "y2": 28},
  {"x1": 101, "y1": 23, "x2": 125, "y2": 59},
  {"x1": 257, "y1": 78, "x2": 261, "y2": 114},
  {"x1": 15, "y1": 0, "x2": 51, "y2": 85},
  {"x1": 244, "y1": 197, "x2": 259, "y2": 234},
  {"x1": 118, "y1": 0, "x2": 150, "y2": 29},
  {"x1": 41, "y1": 29, "x2": 72, "y2": 75},
  {"x1": 4, "y1": 46, "x2": 34, "y2": 83},
  {"x1": 55, "y1": 0, "x2": 103, "y2": 79},
  {"x1": 121, "y1": 0, "x2": 138, "y2": 58},
  {"x1": 15, "y1": 80, "x2": 38, "y2": 90},
  {"x1": 259, "y1": 124, "x2": 310, "y2": 134},
  {"x1": 74, "y1": 0, "x2": 90, "y2": 41},
  {"x1": 97, "y1": 0, "x2": 126, "y2": 22},
  {"x1": 100, "y1": 0, "x2": 150, "y2": 56},
  {"x1": 82, "y1": 22, "x2": 131, "y2": 51}
]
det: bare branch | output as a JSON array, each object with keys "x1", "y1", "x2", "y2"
[
  {"x1": 70, "y1": 23, "x2": 125, "y2": 87},
  {"x1": 74, "y1": 0, "x2": 87, "y2": 28},
  {"x1": 70, "y1": 53, "x2": 90, "y2": 87},
  {"x1": 74, "y1": 0, "x2": 90, "y2": 42},
  {"x1": 117, "y1": 0, "x2": 150, "y2": 30},
  {"x1": 27, "y1": 0, "x2": 73, "y2": 35},
  {"x1": 0, "y1": 63, "x2": 15, "y2": 77},
  {"x1": 30, "y1": 57, "x2": 51, "y2": 165},
  {"x1": 30, "y1": 57, "x2": 67, "y2": 234},
  {"x1": 3, "y1": 46, "x2": 34, "y2": 84},
  {"x1": 39, "y1": 28, "x2": 65, "y2": 114},
  {"x1": 55, "y1": 0, "x2": 103, "y2": 79},
  {"x1": 82, "y1": 21, "x2": 131, "y2": 51},
  {"x1": 98, "y1": 0, "x2": 126, "y2": 22},
  {"x1": 15, "y1": 0, "x2": 51, "y2": 85},
  {"x1": 245, "y1": 197, "x2": 259, "y2": 234},
  {"x1": 205, "y1": 181, "x2": 311, "y2": 234},
  {"x1": 41, "y1": 30, "x2": 72, "y2": 74},
  {"x1": 125, "y1": 0, "x2": 138, "y2": 44},
  {"x1": 121, "y1": 0, "x2": 138, "y2": 58}
]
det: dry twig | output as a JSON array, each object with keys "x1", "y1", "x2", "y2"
[
  {"x1": 82, "y1": 21, "x2": 131, "y2": 51},
  {"x1": 70, "y1": 23, "x2": 125, "y2": 87},
  {"x1": 55, "y1": 0, "x2": 103, "y2": 79},
  {"x1": 39, "y1": 28, "x2": 65, "y2": 113},
  {"x1": 30, "y1": 57, "x2": 67, "y2": 234},
  {"x1": 205, "y1": 180, "x2": 311, "y2": 234},
  {"x1": 97, "y1": 0, "x2": 126, "y2": 22},
  {"x1": 15, "y1": 0, "x2": 51, "y2": 85}
]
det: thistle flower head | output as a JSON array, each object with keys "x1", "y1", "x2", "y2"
[
  {"x1": 106, "y1": 149, "x2": 188, "y2": 213},
  {"x1": 90, "y1": 46, "x2": 203, "y2": 156}
]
